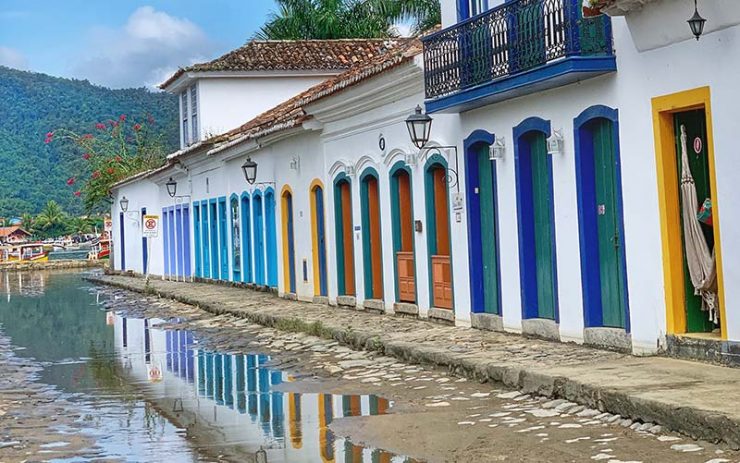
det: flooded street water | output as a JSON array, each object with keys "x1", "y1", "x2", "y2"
[
  {"x1": 1, "y1": 270, "x2": 739, "y2": 463},
  {"x1": 0, "y1": 271, "x2": 408, "y2": 462}
]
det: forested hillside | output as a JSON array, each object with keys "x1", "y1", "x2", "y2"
[{"x1": 0, "y1": 66, "x2": 179, "y2": 216}]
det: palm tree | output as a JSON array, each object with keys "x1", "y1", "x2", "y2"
[
  {"x1": 20, "y1": 213, "x2": 35, "y2": 234},
  {"x1": 35, "y1": 200, "x2": 67, "y2": 238},
  {"x1": 255, "y1": 0, "x2": 440, "y2": 40},
  {"x1": 66, "y1": 216, "x2": 93, "y2": 236}
]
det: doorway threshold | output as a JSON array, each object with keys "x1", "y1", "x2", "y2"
[{"x1": 666, "y1": 333, "x2": 739, "y2": 368}]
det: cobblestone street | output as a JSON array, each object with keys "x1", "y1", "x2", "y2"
[{"x1": 90, "y1": 274, "x2": 740, "y2": 451}]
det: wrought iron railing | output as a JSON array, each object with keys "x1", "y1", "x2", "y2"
[{"x1": 422, "y1": 0, "x2": 614, "y2": 99}]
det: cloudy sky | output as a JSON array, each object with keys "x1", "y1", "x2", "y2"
[{"x1": 0, "y1": 0, "x2": 277, "y2": 89}]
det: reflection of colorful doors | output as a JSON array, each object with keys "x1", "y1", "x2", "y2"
[
  {"x1": 253, "y1": 193, "x2": 265, "y2": 285},
  {"x1": 282, "y1": 188, "x2": 297, "y2": 294},
  {"x1": 265, "y1": 191, "x2": 278, "y2": 288},
  {"x1": 466, "y1": 140, "x2": 501, "y2": 315},
  {"x1": 576, "y1": 107, "x2": 629, "y2": 330},
  {"x1": 241, "y1": 195, "x2": 252, "y2": 283},
  {"x1": 425, "y1": 161, "x2": 453, "y2": 309},
  {"x1": 334, "y1": 175, "x2": 355, "y2": 296},
  {"x1": 360, "y1": 170, "x2": 383, "y2": 300},
  {"x1": 516, "y1": 127, "x2": 557, "y2": 320},
  {"x1": 311, "y1": 183, "x2": 328, "y2": 297},
  {"x1": 675, "y1": 109, "x2": 716, "y2": 333},
  {"x1": 391, "y1": 165, "x2": 416, "y2": 303}
]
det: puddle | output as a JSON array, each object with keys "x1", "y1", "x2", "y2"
[{"x1": 0, "y1": 271, "x2": 414, "y2": 462}]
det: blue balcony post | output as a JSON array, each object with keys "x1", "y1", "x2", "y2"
[{"x1": 564, "y1": 0, "x2": 582, "y2": 56}]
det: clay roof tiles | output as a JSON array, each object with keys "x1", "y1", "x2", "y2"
[{"x1": 160, "y1": 38, "x2": 412, "y2": 89}]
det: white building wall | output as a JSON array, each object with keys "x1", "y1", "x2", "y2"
[
  {"x1": 112, "y1": 180, "x2": 163, "y2": 275},
  {"x1": 196, "y1": 76, "x2": 333, "y2": 138}
]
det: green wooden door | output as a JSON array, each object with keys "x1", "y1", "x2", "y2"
[
  {"x1": 477, "y1": 147, "x2": 499, "y2": 314},
  {"x1": 593, "y1": 120, "x2": 626, "y2": 328},
  {"x1": 674, "y1": 110, "x2": 715, "y2": 333},
  {"x1": 530, "y1": 133, "x2": 555, "y2": 319}
]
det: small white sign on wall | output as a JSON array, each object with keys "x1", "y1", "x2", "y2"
[{"x1": 142, "y1": 215, "x2": 160, "y2": 238}]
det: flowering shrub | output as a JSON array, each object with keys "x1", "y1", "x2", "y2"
[{"x1": 49, "y1": 114, "x2": 168, "y2": 212}]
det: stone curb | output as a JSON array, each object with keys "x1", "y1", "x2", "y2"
[{"x1": 86, "y1": 275, "x2": 740, "y2": 449}]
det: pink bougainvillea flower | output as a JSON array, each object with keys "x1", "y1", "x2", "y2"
[
  {"x1": 81, "y1": 134, "x2": 93, "y2": 140},
  {"x1": 66, "y1": 177, "x2": 75, "y2": 186},
  {"x1": 73, "y1": 191, "x2": 81, "y2": 197},
  {"x1": 133, "y1": 123, "x2": 142, "y2": 131},
  {"x1": 95, "y1": 122, "x2": 106, "y2": 130},
  {"x1": 119, "y1": 114, "x2": 127, "y2": 122},
  {"x1": 82, "y1": 153, "x2": 91, "y2": 160},
  {"x1": 44, "y1": 131, "x2": 54, "y2": 144},
  {"x1": 92, "y1": 170, "x2": 101, "y2": 179},
  {"x1": 114, "y1": 155, "x2": 122, "y2": 162},
  {"x1": 106, "y1": 167, "x2": 115, "y2": 174}
]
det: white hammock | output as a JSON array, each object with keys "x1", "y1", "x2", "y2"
[{"x1": 679, "y1": 125, "x2": 719, "y2": 324}]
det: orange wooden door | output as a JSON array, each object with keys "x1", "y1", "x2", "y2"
[
  {"x1": 431, "y1": 255, "x2": 453, "y2": 309},
  {"x1": 397, "y1": 251, "x2": 416, "y2": 302}
]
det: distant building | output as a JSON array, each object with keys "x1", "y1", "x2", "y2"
[{"x1": 0, "y1": 226, "x2": 32, "y2": 244}]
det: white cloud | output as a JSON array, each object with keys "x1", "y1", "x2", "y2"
[
  {"x1": 0, "y1": 46, "x2": 28, "y2": 70},
  {"x1": 72, "y1": 6, "x2": 215, "y2": 89}
]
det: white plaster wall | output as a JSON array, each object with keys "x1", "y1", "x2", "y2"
[{"x1": 196, "y1": 76, "x2": 332, "y2": 138}]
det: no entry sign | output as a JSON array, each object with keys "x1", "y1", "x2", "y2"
[{"x1": 142, "y1": 215, "x2": 159, "y2": 238}]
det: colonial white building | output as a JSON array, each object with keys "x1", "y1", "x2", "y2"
[{"x1": 112, "y1": 0, "x2": 740, "y2": 361}]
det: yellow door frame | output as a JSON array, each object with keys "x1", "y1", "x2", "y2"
[{"x1": 651, "y1": 86, "x2": 727, "y2": 339}]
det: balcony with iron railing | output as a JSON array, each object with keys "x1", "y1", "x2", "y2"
[{"x1": 422, "y1": 0, "x2": 616, "y2": 113}]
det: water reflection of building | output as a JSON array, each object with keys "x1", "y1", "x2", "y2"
[
  {"x1": 113, "y1": 314, "x2": 409, "y2": 463},
  {"x1": 0, "y1": 271, "x2": 46, "y2": 300}
]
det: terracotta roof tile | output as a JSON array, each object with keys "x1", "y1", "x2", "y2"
[{"x1": 160, "y1": 39, "x2": 411, "y2": 89}]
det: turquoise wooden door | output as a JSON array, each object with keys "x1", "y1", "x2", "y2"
[
  {"x1": 265, "y1": 192, "x2": 278, "y2": 287},
  {"x1": 674, "y1": 109, "x2": 715, "y2": 333},
  {"x1": 477, "y1": 147, "x2": 500, "y2": 314},
  {"x1": 315, "y1": 187, "x2": 328, "y2": 296},
  {"x1": 529, "y1": 132, "x2": 556, "y2": 319},
  {"x1": 241, "y1": 196, "x2": 252, "y2": 283},
  {"x1": 285, "y1": 192, "x2": 297, "y2": 293},
  {"x1": 593, "y1": 119, "x2": 626, "y2": 328},
  {"x1": 253, "y1": 195, "x2": 265, "y2": 285},
  {"x1": 193, "y1": 204, "x2": 201, "y2": 277},
  {"x1": 218, "y1": 198, "x2": 228, "y2": 280},
  {"x1": 209, "y1": 201, "x2": 218, "y2": 279}
]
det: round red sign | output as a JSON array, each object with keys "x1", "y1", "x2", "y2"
[{"x1": 145, "y1": 218, "x2": 157, "y2": 229}]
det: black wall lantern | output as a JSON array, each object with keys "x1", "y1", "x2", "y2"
[
  {"x1": 242, "y1": 157, "x2": 258, "y2": 185},
  {"x1": 165, "y1": 177, "x2": 177, "y2": 198},
  {"x1": 405, "y1": 105, "x2": 433, "y2": 150},
  {"x1": 688, "y1": 0, "x2": 706, "y2": 41},
  {"x1": 119, "y1": 196, "x2": 129, "y2": 212}
]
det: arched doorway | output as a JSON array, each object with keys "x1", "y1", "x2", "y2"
[
  {"x1": 334, "y1": 173, "x2": 355, "y2": 296},
  {"x1": 465, "y1": 130, "x2": 501, "y2": 316},
  {"x1": 515, "y1": 117, "x2": 558, "y2": 321},
  {"x1": 390, "y1": 162, "x2": 416, "y2": 303},
  {"x1": 424, "y1": 155, "x2": 453, "y2": 310},
  {"x1": 360, "y1": 169, "x2": 383, "y2": 300},
  {"x1": 240, "y1": 193, "x2": 253, "y2": 283},
  {"x1": 575, "y1": 106, "x2": 629, "y2": 331},
  {"x1": 281, "y1": 186, "x2": 297, "y2": 294},
  {"x1": 310, "y1": 180, "x2": 328, "y2": 297},
  {"x1": 265, "y1": 189, "x2": 278, "y2": 288},
  {"x1": 253, "y1": 192, "x2": 265, "y2": 285}
]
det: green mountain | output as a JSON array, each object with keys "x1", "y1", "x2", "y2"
[{"x1": 0, "y1": 66, "x2": 179, "y2": 216}]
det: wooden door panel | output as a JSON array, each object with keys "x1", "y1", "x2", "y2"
[
  {"x1": 431, "y1": 255, "x2": 453, "y2": 309},
  {"x1": 397, "y1": 251, "x2": 415, "y2": 303}
]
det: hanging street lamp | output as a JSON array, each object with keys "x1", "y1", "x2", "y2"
[
  {"x1": 241, "y1": 157, "x2": 258, "y2": 185},
  {"x1": 688, "y1": 0, "x2": 707, "y2": 41},
  {"x1": 119, "y1": 196, "x2": 129, "y2": 212},
  {"x1": 166, "y1": 177, "x2": 177, "y2": 198},
  {"x1": 405, "y1": 105, "x2": 433, "y2": 150}
]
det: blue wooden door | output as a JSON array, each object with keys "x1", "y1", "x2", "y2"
[
  {"x1": 315, "y1": 186, "x2": 328, "y2": 296},
  {"x1": 162, "y1": 208, "x2": 169, "y2": 275},
  {"x1": 175, "y1": 206, "x2": 184, "y2": 278},
  {"x1": 183, "y1": 205, "x2": 191, "y2": 278},
  {"x1": 285, "y1": 192, "x2": 297, "y2": 293},
  {"x1": 119, "y1": 212, "x2": 126, "y2": 270},
  {"x1": 253, "y1": 194, "x2": 265, "y2": 285},
  {"x1": 241, "y1": 196, "x2": 252, "y2": 283},
  {"x1": 209, "y1": 201, "x2": 219, "y2": 279},
  {"x1": 193, "y1": 204, "x2": 201, "y2": 277},
  {"x1": 168, "y1": 208, "x2": 176, "y2": 277},
  {"x1": 218, "y1": 198, "x2": 228, "y2": 280},
  {"x1": 201, "y1": 201, "x2": 210, "y2": 278},
  {"x1": 265, "y1": 191, "x2": 278, "y2": 287}
]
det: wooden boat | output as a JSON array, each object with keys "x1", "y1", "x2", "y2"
[
  {"x1": 88, "y1": 239, "x2": 111, "y2": 260},
  {"x1": 2, "y1": 244, "x2": 49, "y2": 262}
]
